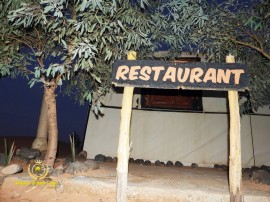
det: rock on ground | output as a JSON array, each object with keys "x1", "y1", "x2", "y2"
[
  {"x1": 175, "y1": 161, "x2": 183, "y2": 167},
  {"x1": 191, "y1": 163, "x2": 198, "y2": 168},
  {"x1": 250, "y1": 170, "x2": 270, "y2": 185},
  {"x1": 65, "y1": 161, "x2": 89, "y2": 175},
  {"x1": 94, "y1": 154, "x2": 105, "y2": 162},
  {"x1": 84, "y1": 160, "x2": 100, "y2": 170},
  {"x1": 1, "y1": 164, "x2": 22, "y2": 175},
  {"x1": 76, "y1": 151, "x2": 87, "y2": 162},
  {"x1": 16, "y1": 148, "x2": 41, "y2": 159},
  {"x1": 31, "y1": 137, "x2": 47, "y2": 151}
]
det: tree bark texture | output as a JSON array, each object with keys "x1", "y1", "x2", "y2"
[
  {"x1": 43, "y1": 80, "x2": 58, "y2": 167},
  {"x1": 32, "y1": 92, "x2": 48, "y2": 151},
  {"x1": 116, "y1": 51, "x2": 136, "y2": 202},
  {"x1": 227, "y1": 55, "x2": 243, "y2": 202}
]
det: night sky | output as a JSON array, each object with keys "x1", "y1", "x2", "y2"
[{"x1": 0, "y1": 76, "x2": 89, "y2": 143}]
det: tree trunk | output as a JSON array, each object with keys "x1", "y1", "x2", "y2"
[
  {"x1": 32, "y1": 92, "x2": 48, "y2": 151},
  {"x1": 44, "y1": 80, "x2": 58, "y2": 167}
]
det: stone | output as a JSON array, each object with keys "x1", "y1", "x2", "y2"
[
  {"x1": 16, "y1": 148, "x2": 41, "y2": 159},
  {"x1": 160, "y1": 162, "x2": 165, "y2": 167},
  {"x1": 35, "y1": 150, "x2": 46, "y2": 161},
  {"x1": 175, "y1": 161, "x2": 183, "y2": 167},
  {"x1": 129, "y1": 158, "x2": 135, "y2": 164},
  {"x1": 166, "y1": 161, "x2": 174, "y2": 167},
  {"x1": 84, "y1": 159, "x2": 100, "y2": 170},
  {"x1": 155, "y1": 160, "x2": 161, "y2": 166},
  {"x1": 250, "y1": 170, "x2": 270, "y2": 185},
  {"x1": 144, "y1": 160, "x2": 151, "y2": 166},
  {"x1": 65, "y1": 161, "x2": 88, "y2": 175},
  {"x1": 12, "y1": 155, "x2": 30, "y2": 164},
  {"x1": 1, "y1": 164, "x2": 22, "y2": 175},
  {"x1": 251, "y1": 166, "x2": 260, "y2": 172},
  {"x1": 214, "y1": 164, "x2": 220, "y2": 169},
  {"x1": 220, "y1": 164, "x2": 228, "y2": 171},
  {"x1": 63, "y1": 158, "x2": 73, "y2": 166},
  {"x1": 94, "y1": 154, "x2": 105, "y2": 162},
  {"x1": 76, "y1": 151, "x2": 87, "y2": 162},
  {"x1": 51, "y1": 165, "x2": 64, "y2": 177},
  {"x1": 260, "y1": 165, "x2": 270, "y2": 172},
  {"x1": 134, "y1": 159, "x2": 144, "y2": 165},
  {"x1": 32, "y1": 137, "x2": 47, "y2": 151},
  {"x1": 55, "y1": 181, "x2": 64, "y2": 193},
  {"x1": 191, "y1": 163, "x2": 198, "y2": 168},
  {"x1": 0, "y1": 153, "x2": 6, "y2": 165},
  {"x1": 105, "y1": 156, "x2": 113, "y2": 162},
  {"x1": 243, "y1": 167, "x2": 252, "y2": 174}
]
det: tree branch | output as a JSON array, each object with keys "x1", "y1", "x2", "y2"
[
  {"x1": 231, "y1": 39, "x2": 270, "y2": 60},
  {"x1": 17, "y1": 67, "x2": 34, "y2": 75},
  {"x1": 239, "y1": 26, "x2": 263, "y2": 50},
  {"x1": 0, "y1": 34, "x2": 43, "y2": 67}
]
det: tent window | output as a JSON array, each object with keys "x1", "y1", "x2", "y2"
[{"x1": 140, "y1": 57, "x2": 203, "y2": 111}]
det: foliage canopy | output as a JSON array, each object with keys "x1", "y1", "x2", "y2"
[
  {"x1": 1, "y1": 0, "x2": 269, "y2": 112},
  {"x1": 0, "y1": 0, "x2": 208, "y2": 111}
]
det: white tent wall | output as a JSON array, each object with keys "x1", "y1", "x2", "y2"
[{"x1": 83, "y1": 91, "x2": 270, "y2": 167}]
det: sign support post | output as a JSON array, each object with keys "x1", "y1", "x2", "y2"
[
  {"x1": 116, "y1": 51, "x2": 136, "y2": 202},
  {"x1": 112, "y1": 55, "x2": 248, "y2": 202},
  {"x1": 227, "y1": 54, "x2": 243, "y2": 202}
]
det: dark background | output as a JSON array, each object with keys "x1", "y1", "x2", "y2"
[{"x1": 0, "y1": 76, "x2": 89, "y2": 143}]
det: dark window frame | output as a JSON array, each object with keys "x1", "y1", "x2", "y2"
[{"x1": 140, "y1": 57, "x2": 203, "y2": 111}]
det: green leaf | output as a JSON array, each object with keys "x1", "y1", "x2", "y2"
[
  {"x1": 94, "y1": 105, "x2": 98, "y2": 114},
  {"x1": 29, "y1": 80, "x2": 35, "y2": 88},
  {"x1": 43, "y1": 6, "x2": 53, "y2": 14},
  {"x1": 34, "y1": 69, "x2": 40, "y2": 78},
  {"x1": 46, "y1": 66, "x2": 52, "y2": 77},
  {"x1": 117, "y1": 20, "x2": 125, "y2": 31},
  {"x1": 35, "y1": 52, "x2": 42, "y2": 57},
  {"x1": 57, "y1": 78, "x2": 62, "y2": 85}
]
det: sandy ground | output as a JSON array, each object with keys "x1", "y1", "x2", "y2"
[
  {"x1": 1, "y1": 162, "x2": 270, "y2": 202},
  {"x1": 0, "y1": 136, "x2": 270, "y2": 201}
]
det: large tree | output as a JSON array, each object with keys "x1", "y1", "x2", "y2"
[
  {"x1": 1, "y1": 0, "x2": 209, "y2": 167},
  {"x1": 184, "y1": 0, "x2": 270, "y2": 112}
]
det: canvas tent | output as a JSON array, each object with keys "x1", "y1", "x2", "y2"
[{"x1": 83, "y1": 53, "x2": 270, "y2": 168}]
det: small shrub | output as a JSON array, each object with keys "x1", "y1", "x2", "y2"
[
  {"x1": 69, "y1": 133, "x2": 76, "y2": 163},
  {"x1": 4, "y1": 138, "x2": 15, "y2": 165}
]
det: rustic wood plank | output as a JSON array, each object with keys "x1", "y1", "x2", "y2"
[
  {"x1": 116, "y1": 51, "x2": 136, "y2": 202},
  {"x1": 227, "y1": 54, "x2": 243, "y2": 202}
]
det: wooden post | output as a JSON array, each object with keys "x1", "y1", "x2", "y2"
[
  {"x1": 227, "y1": 54, "x2": 243, "y2": 202},
  {"x1": 116, "y1": 51, "x2": 136, "y2": 202}
]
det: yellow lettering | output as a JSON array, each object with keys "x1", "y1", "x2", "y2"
[
  {"x1": 203, "y1": 68, "x2": 217, "y2": 83},
  {"x1": 217, "y1": 69, "x2": 231, "y2": 84},
  {"x1": 190, "y1": 67, "x2": 203, "y2": 83},
  {"x1": 152, "y1": 66, "x2": 165, "y2": 81},
  {"x1": 115, "y1": 65, "x2": 129, "y2": 80},
  {"x1": 139, "y1": 66, "x2": 151, "y2": 81},
  {"x1": 163, "y1": 67, "x2": 176, "y2": 82},
  {"x1": 231, "y1": 69, "x2": 244, "y2": 84},
  {"x1": 129, "y1": 66, "x2": 141, "y2": 80},
  {"x1": 177, "y1": 68, "x2": 190, "y2": 82}
]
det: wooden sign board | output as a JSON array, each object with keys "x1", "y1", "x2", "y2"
[{"x1": 112, "y1": 60, "x2": 249, "y2": 91}]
